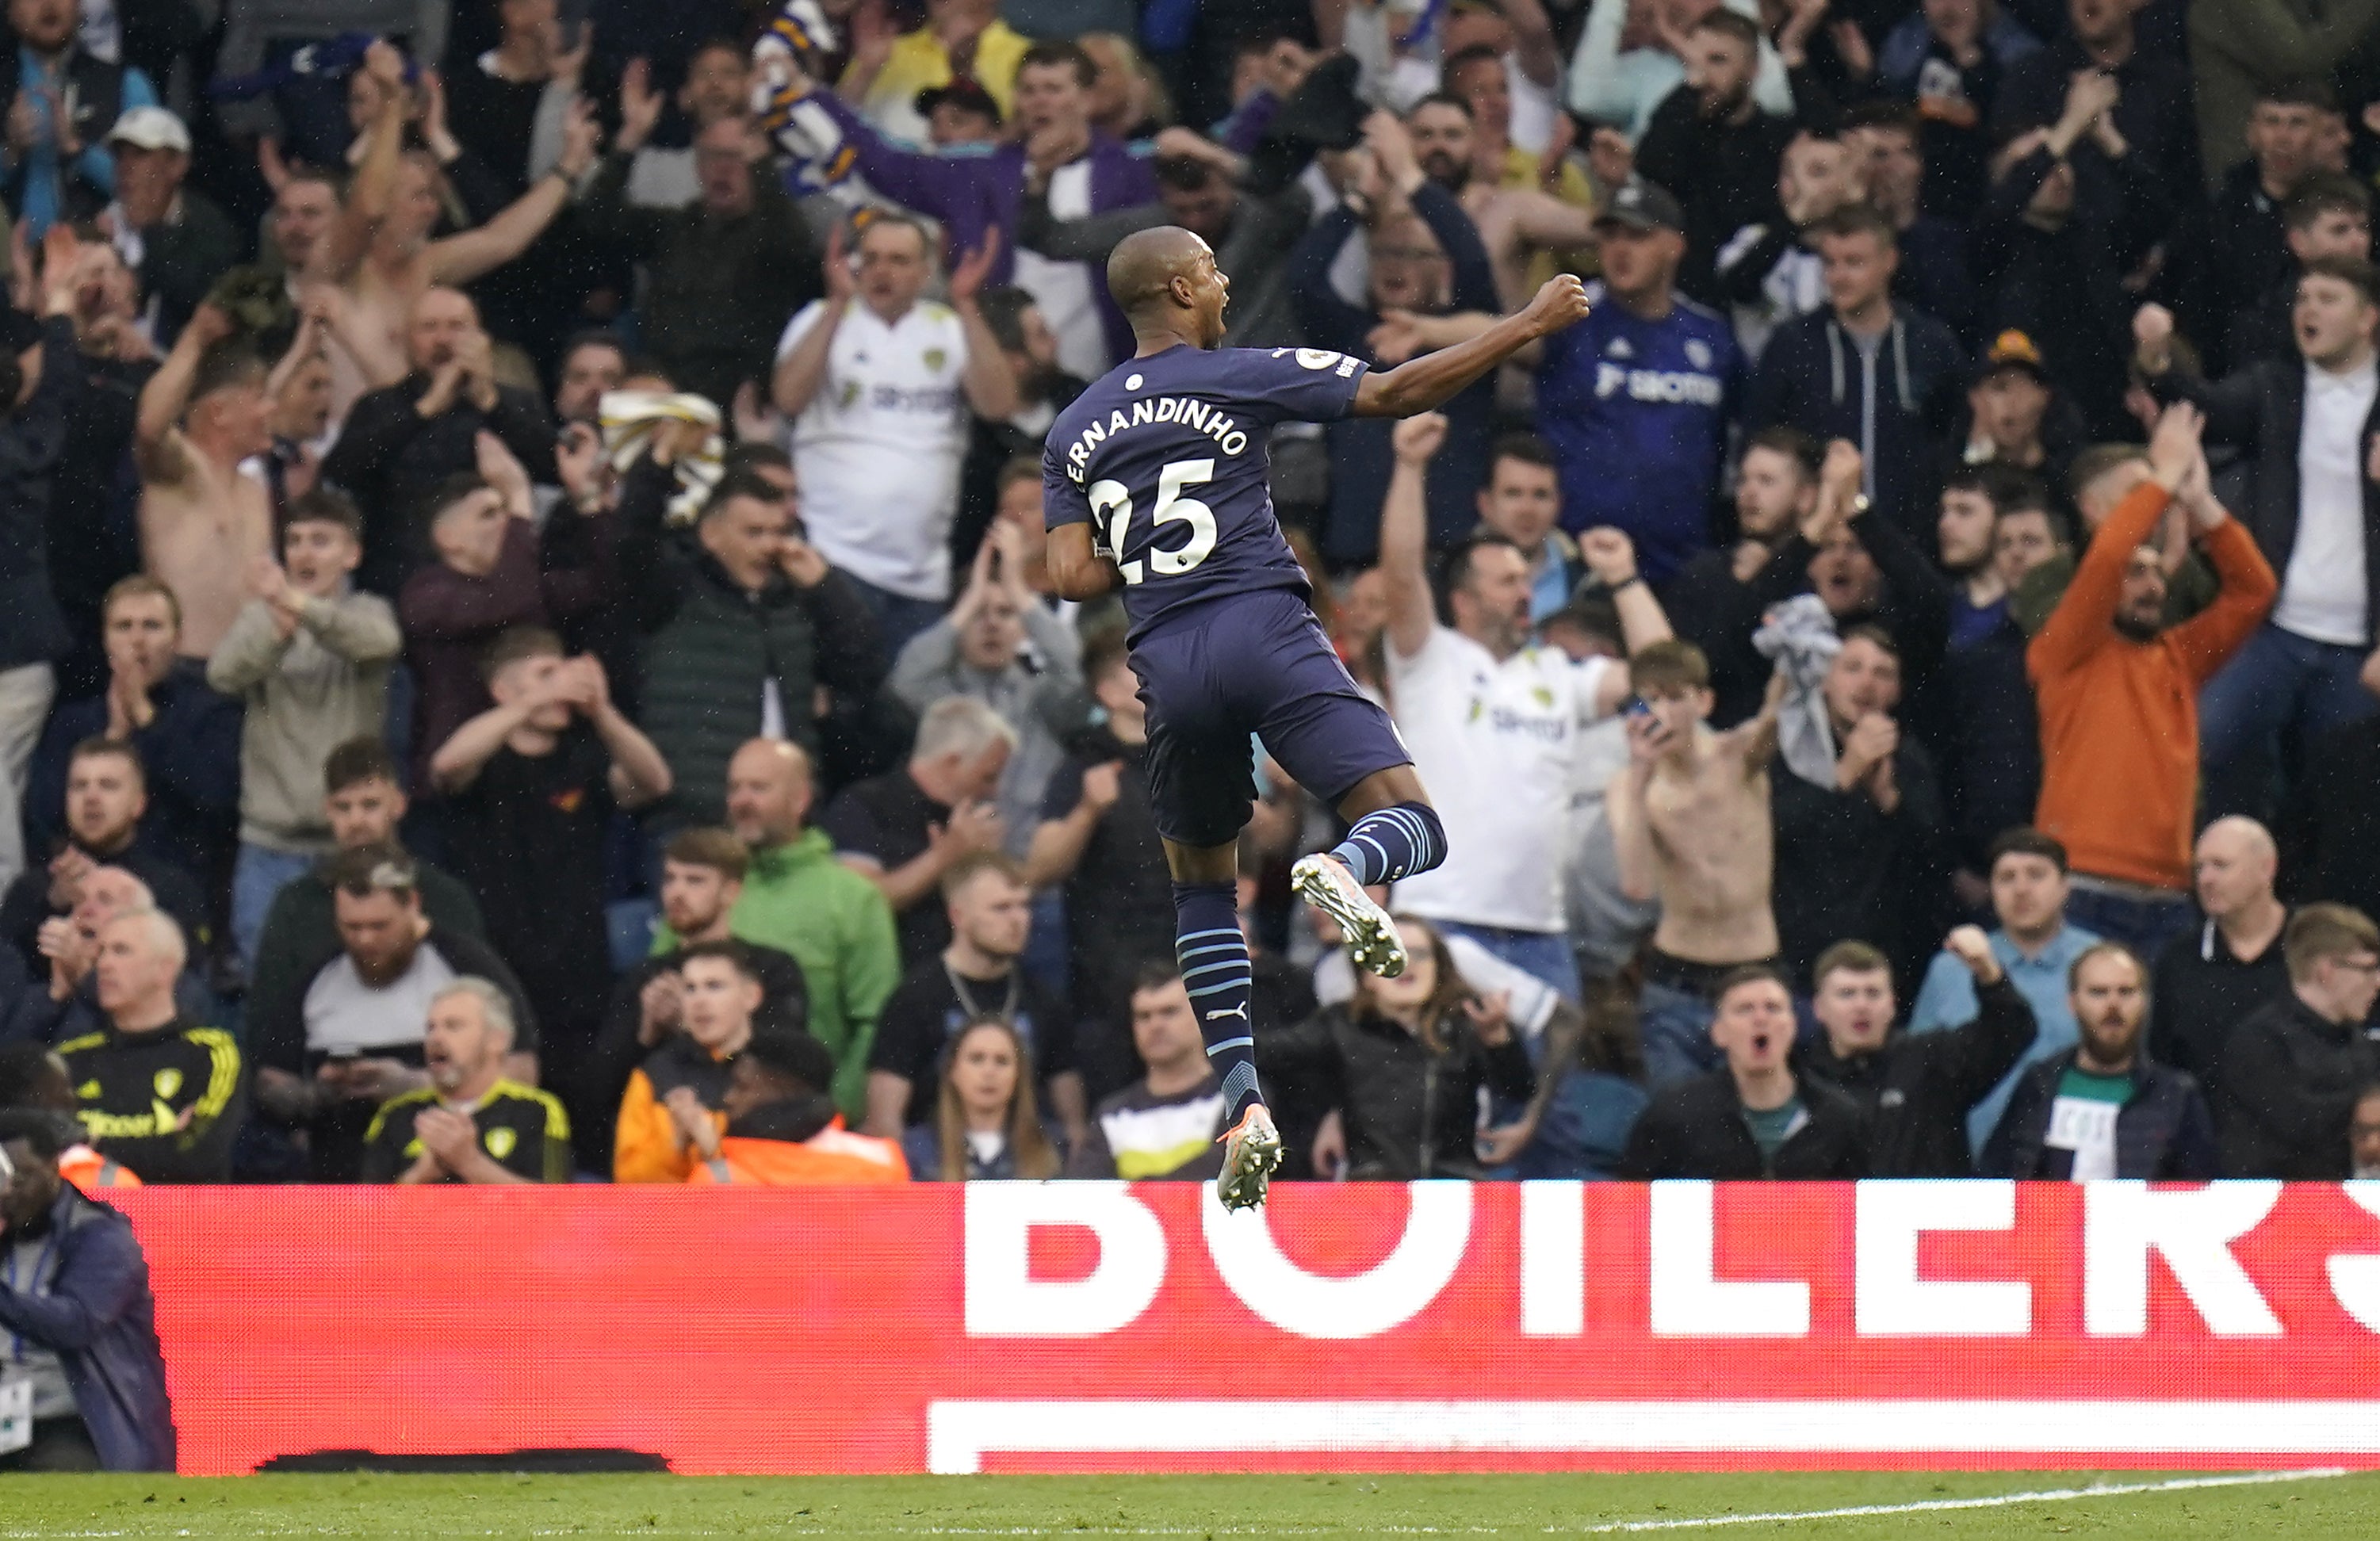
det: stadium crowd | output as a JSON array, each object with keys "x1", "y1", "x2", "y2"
[{"x1": 0, "y1": 0, "x2": 2370, "y2": 1212}]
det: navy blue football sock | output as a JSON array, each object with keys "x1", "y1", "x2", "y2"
[
  {"x1": 1327, "y1": 801, "x2": 1448, "y2": 887},
  {"x1": 1174, "y1": 881, "x2": 1263, "y2": 1124}
]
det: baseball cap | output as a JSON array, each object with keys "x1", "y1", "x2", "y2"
[
  {"x1": 107, "y1": 106, "x2": 190, "y2": 154},
  {"x1": 914, "y1": 78, "x2": 1002, "y2": 126},
  {"x1": 1594, "y1": 179, "x2": 1686, "y2": 235},
  {"x1": 1972, "y1": 329, "x2": 2049, "y2": 386}
]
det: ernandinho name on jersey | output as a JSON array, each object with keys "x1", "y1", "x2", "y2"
[{"x1": 1062, "y1": 397, "x2": 1251, "y2": 483}]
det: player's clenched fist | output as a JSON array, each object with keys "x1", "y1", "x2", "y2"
[{"x1": 1524, "y1": 273, "x2": 1591, "y2": 337}]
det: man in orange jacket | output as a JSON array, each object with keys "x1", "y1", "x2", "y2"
[
  {"x1": 2029, "y1": 403, "x2": 2277, "y2": 961},
  {"x1": 684, "y1": 1029, "x2": 909, "y2": 1185}
]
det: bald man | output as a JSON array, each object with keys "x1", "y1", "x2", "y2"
[
  {"x1": 650, "y1": 739, "x2": 897, "y2": 1119},
  {"x1": 55, "y1": 910, "x2": 244, "y2": 1183},
  {"x1": 320, "y1": 287, "x2": 558, "y2": 595},
  {"x1": 2151, "y1": 816, "x2": 2290, "y2": 1082},
  {"x1": 1039, "y1": 224, "x2": 1591, "y2": 1209}
]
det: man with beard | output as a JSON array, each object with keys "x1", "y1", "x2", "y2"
[
  {"x1": 359, "y1": 979, "x2": 569, "y2": 1183},
  {"x1": 1634, "y1": 10, "x2": 1804, "y2": 306},
  {"x1": 1981, "y1": 942, "x2": 2219, "y2": 1180},
  {"x1": 248, "y1": 844, "x2": 537, "y2": 1181},
  {"x1": 1531, "y1": 180, "x2": 1739, "y2": 585},
  {"x1": 1661, "y1": 428, "x2": 1820, "y2": 727},
  {"x1": 1405, "y1": 92, "x2": 1598, "y2": 310},
  {"x1": 2028, "y1": 406, "x2": 2275, "y2": 961}
]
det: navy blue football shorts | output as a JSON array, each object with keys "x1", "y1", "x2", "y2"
[{"x1": 1128, "y1": 588, "x2": 1413, "y2": 849}]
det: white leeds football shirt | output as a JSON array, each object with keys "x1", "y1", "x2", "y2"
[
  {"x1": 1385, "y1": 625, "x2": 1615, "y2": 933},
  {"x1": 776, "y1": 297, "x2": 971, "y2": 601}
]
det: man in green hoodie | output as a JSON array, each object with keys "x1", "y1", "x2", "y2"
[{"x1": 652, "y1": 739, "x2": 897, "y2": 1118}]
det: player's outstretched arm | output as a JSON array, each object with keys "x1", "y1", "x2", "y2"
[
  {"x1": 1349, "y1": 274, "x2": 1591, "y2": 418},
  {"x1": 1043, "y1": 521, "x2": 1123, "y2": 602}
]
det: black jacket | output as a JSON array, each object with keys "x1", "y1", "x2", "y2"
[
  {"x1": 1770, "y1": 736, "x2": 1953, "y2": 991},
  {"x1": 584, "y1": 942, "x2": 811, "y2": 1165},
  {"x1": 1620, "y1": 1070, "x2": 1871, "y2": 1180},
  {"x1": 320, "y1": 376, "x2": 556, "y2": 595},
  {"x1": 1262, "y1": 1001, "x2": 1536, "y2": 1180},
  {"x1": 249, "y1": 923, "x2": 538, "y2": 1076},
  {"x1": 1635, "y1": 86, "x2": 1800, "y2": 307},
  {"x1": 0, "y1": 318, "x2": 76, "y2": 671},
  {"x1": 2149, "y1": 915, "x2": 2290, "y2": 1086},
  {"x1": 2208, "y1": 994, "x2": 2380, "y2": 1178},
  {"x1": 1982, "y1": 1048, "x2": 2220, "y2": 1179},
  {"x1": 1801, "y1": 975, "x2": 2038, "y2": 1176},
  {"x1": 1747, "y1": 305, "x2": 1968, "y2": 537},
  {"x1": 2146, "y1": 356, "x2": 2380, "y2": 648}
]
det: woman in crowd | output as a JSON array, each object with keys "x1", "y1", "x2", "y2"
[
  {"x1": 1267, "y1": 916, "x2": 1537, "y2": 1180},
  {"x1": 902, "y1": 1015, "x2": 1064, "y2": 1181}
]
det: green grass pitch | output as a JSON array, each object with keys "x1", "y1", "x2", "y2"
[{"x1": 1, "y1": 1470, "x2": 2376, "y2": 1538}]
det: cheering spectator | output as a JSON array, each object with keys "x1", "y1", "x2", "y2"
[
  {"x1": 599, "y1": 44, "x2": 752, "y2": 208},
  {"x1": 890, "y1": 522, "x2": 1081, "y2": 843},
  {"x1": 5, "y1": 866, "x2": 210, "y2": 1054},
  {"x1": 618, "y1": 441, "x2": 885, "y2": 837},
  {"x1": 321, "y1": 287, "x2": 558, "y2": 595},
  {"x1": 1620, "y1": 964, "x2": 1870, "y2": 1178},
  {"x1": 1403, "y1": 88, "x2": 1595, "y2": 311},
  {"x1": 248, "y1": 844, "x2": 533, "y2": 1182},
  {"x1": 821, "y1": 696, "x2": 1016, "y2": 972},
  {"x1": 1611, "y1": 642, "x2": 1786, "y2": 1084},
  {"x1": 1771, "y1": 627, "x2": 1952, "y2": 987},
  {"x1": 2209, "y1": 903, "x2": 2380, "y2": 1178},
  {"x1": 1874, "y1": 0, "x2": 2040, "y2": 216},
  {"x1": 589, "y1": 828, "x2": 809, "y2": 1160},
  {"x1": 1469, "y1": 434, "x2": 1578, "y2": 625},
  {"x1": 660, "y1": 740, "x2": 898, "y2": 1118},
  {"x1": 1748, "y1": 207, "x2": 1967, "y2": 536},
  {"x1": 1953, "y1": 332, "x2": 2076, "y2": 487},
  {"x1": 614, "y1": 940, "x2": 764, "y2": 1185},
  {"x1": 1262, "y1": 916, "x2": 1539, "y2": 1180},
  {"x1": 1533, "y1": 181, "x2": 1739, "y2": 583},
  {"x1": 901, "y1": 1015, "x2": 1066, "y2": 1180},
  {"x1": 1714, "y1": 128, "x2": 1866, "y2": 363},
  {"x1": 25, "y1": 579, "x2": 240, "y2": 904},
  {"x1": 101, "y1": 108, "x2": 238, "y2": 346},
  {"x1": 1934, "y1": 467, "x2": 2045, "y2": 895},
  {"x1": 1995, "y1": 0, "x2": 2200, "y2": 201},
  {"x1": 1839, "y1": 103, "x2": 1979, "y2": 342},
  {"x1": 580, "y1": 94, "x2": 822, "y2": 410},
  {"x1": 1981, "y1": 940, "x2": 2220, "y2": 1179},
  {"x1": 1801, "y1": 930, "x2": 2038, "y2": 1176},
  {"x1": 430, "y1": 631, "x2": 669, "y2": 1153},
  {"x1": 768, "y1": 41, "x2": 1157, "y2": 380},
  {"x1": 1634, "y1": 10, "x2": 1807, "y2": 306},
  {"x1": 681, "y1": 1027, "x2": 910, "y2": 1186},
  {"x1": 2189, "y1": 21, "x2": 2369, "y2": 212},
  {"x1": 1065, "y1": 964, "x2": 1226, "y2": 1181},
  {"x1": 1972, "y1": 72, "x2": 2172, "y2": 438},
  {"x1": 2028, "y1": 404, "x2": 2275, "y2": 957},
  {"x1": 1909, "y1": 826, "x2": 2106, "y2": 1152},
  {"x1": 1382, "y1": 414, "x2": 1669, "y2": 996},
  {"x1": 1, "y1": 0, "x2": 159, "y2": 237},
  {"x1": 1028, "y1": 628, "x2": 1173, "y2": 1102},
  {"x1": 1289, "y1": 110, "x2": 1499, "y2": 564},
  {"x1": 359, "y1": 978, "x2": 569, "y2": 1184},
  {"x1": 2135, "y1": 264, "x2": 2379, "y2": 826},
  {"x1": 2171, "y1": 78, "x2": 2330, "y2": 362},
  {"x1": 56, "y1": 910, "x2": 241, "y2": 1183},
  {"x1": 205, "y1": 490, "x2": 400, "y2": 970},
  {"x1": 865, "y1": 852, "x2": 1078, "y2": 1141},
  {"x1": 0, "y1": 1108, "x2": 173, "y2": 1472},
  {"x1": 2228, "y1": 177, "x2": 2371, "y2": 369},
  {"x1": 2151, "y1": 816, "x2": 2291, "y2": 1084},
  {"x1": 396, "y1": 443, "x2": 614, "y2": 786},
  {"x1": 4, "y1": 739, "x2": 209, "y2": 977},
  {"x1": 770, "y1": 212, "x2": 1015, "y2": 650},
  {"x1": 244, "y1": 739, "x2": 483, "y2": 1064},
  {"x1": 1661, "y1": 429, "x2": 1819, "y2": 727},
  {"x1": 1566, "y1": 0, "x2": 1796, "y2": 142}
]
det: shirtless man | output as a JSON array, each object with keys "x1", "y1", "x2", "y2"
[
  {"x1": 321, "y1": 40, "x2": 600, "y2": 408},
  {"x1": 133, "y1": 303, "x2": 274, "y2": 660},
  {"x1": 1397, "y1": 100, "x2": 1594, "y2": 312},
  {"x1": 1609, "y1": 636, "x2": 1786, "y2": 1086}
]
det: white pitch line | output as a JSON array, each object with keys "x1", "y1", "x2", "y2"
[{"x1": 1579, "y1": 1466, "x2": 2355, "y2": 1532}]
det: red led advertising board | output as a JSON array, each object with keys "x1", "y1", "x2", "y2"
[{"x1": 109, "y1": 1181, "x2": 2380, "y2": 1475}]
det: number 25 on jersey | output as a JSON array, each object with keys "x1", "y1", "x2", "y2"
[{"x1": 1088, "y1": 458, "x2": 1218, "y2": 585}]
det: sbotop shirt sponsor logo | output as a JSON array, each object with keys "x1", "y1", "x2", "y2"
[{"x1": 111, "y1": 1183, "x2": 2380, "y2": 1474}]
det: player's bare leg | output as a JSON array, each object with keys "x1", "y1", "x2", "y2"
[
  {"x1": 1291, "y1": 766, "x2": 1446, "y2": 980},
  {"x1": 1165, "y1": 836, "x2": 1284, "y2": 1211}
]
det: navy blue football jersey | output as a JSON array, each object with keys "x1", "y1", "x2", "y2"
[{"x1": 1043, "y1": 342, "x2": 1368, "y2": 642}]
